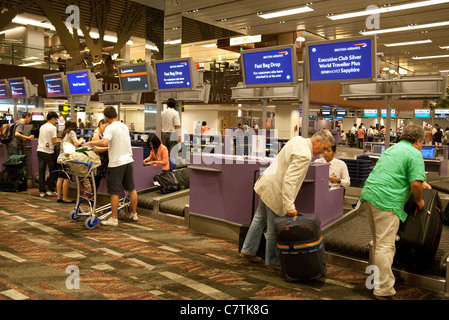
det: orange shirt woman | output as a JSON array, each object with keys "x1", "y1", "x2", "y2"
[{"x1": 144, "y1": 135, "x2": 170, "y2": 171}]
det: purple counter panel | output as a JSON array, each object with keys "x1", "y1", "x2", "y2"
[{"x1": 189, "y1": 154, "x2": 344, "y2": 228}]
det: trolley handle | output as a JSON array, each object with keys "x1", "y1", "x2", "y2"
[{"x1": 66, "y1": 160, "x2": 93, "y2": 170}]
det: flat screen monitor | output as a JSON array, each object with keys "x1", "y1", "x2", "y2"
[
  {"x1": 9, "y1": 77, "x2": 28, "y2": 98},
  {"x1": 364, "y1": 109, "x2": 378, "y2": 117},
  {"x1": 43, "y1": 72, "x2": 66, "y2": 97},
  {"x1": 0, "y1": 79, "x2": 9, "y2": 99},
  {"x1": 335, "y1": 109, "x2": 347, "y2": 117},
  {"x1": 66, "y1": 70, "x2": 92, "y2": 96},
  {"x1": 320, "y1": 109, "x2": 332, "y2": 117},
  {"x1": 435, "y1": 109, "x2": 449, "y2": 118},
  {"x1": 32, "y1": 113, "x2": 44, "y2": 121},
  {"x1": 118, "y1": 63, "x2": 152, "y2": 93},
  {"x1": 154, "y1": 57, "x2": 197, "y2": 91},
  {"x1": 421, "y1": 146, "x2": 435, "y2": 159},
  {"x1": 414, "y1": 109, "x2": 430, "y2": 118},
  {"x1": 372, "y1": 144, "x2": 385, "y2": 155},
  {"x1": 306, "y1": 36, "x2": 376, "y2": 83},
  {"x1": 381, "y1": 109, "x2": 395, "y2": 118},
  {"x1": 241, "y1": 45, "x2": 298, "y2": 87}
]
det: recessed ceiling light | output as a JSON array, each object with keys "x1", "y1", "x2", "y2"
[
  {"x1": 384, "y1": 39, "x2": 432, "y2": 46},
  {"x1": 258, "y1": 6, "x2": 314, "y2": 19},
  {"x1": 412, "y1": 54, "x2": 449, "y2": 59},
  {"x1": 360, "y1": 20, "x2": 449, "y2": 35}
]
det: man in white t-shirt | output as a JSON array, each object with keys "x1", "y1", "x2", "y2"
[
  {"x1": 315, "y1": 144, "x2": 350, "y2": 189},
  {"x1": 161, "y1": 98, "x2": 181, "y2": 154},
  {"x1": 84, "y1": 106, "x2": 138, "y2": 226},
  {"x1": 37, "y1": 111, "x2": 60, "y2": 198}
]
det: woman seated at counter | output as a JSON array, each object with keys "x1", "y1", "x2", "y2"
[{"x1": 144, "y1": 135, "x2": 170, "y2": 171}]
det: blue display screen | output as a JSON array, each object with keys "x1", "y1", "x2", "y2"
[
  {"x1": 364, "y1": 109, "x2": 378, "y2": 117},
  {"x1": 44, "y1": 74, "x2": 65, "y2": 97},
  {"x1": 421, "y1": 146, "x2": 435, "y2": 159},
  {"x1": 243, "y1": 47, "x2": 295, "y2": 85},
  {"x1": 381, "y1": 109, "x2": 395, "y2": 118},
  {"x1": 0, "y1": 80, "x2": 9, "y2": 99},
  {"x1": 67, "y1": 72, "x2": 91, "y2": 95},
  {"x1": 308, "y1": 38, "x2": 373, "y2": 82},
  {"x1": 155, "y1": 59, "x2": 192, "y2": 90},
  {"x1": 9, "y1": 78, "x2": 27, "y2": 98},
  {"x1": 414, "y1": 109, "x2": 430, "y2": 118}
]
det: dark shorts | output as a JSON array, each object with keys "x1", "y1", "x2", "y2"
[
  {"x1": 106, "y1": 162, "x2": 135, "y2": 195},
  {"x1": 57, "y1": 163, "x2": 70, "y2": 179}
]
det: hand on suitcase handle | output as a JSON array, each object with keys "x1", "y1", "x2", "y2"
[{"x1": 286, "y1": 209, "x2": 298, "y2": 217}]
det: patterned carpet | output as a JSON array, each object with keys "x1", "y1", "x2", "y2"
[{"x1": 0, "y1": 188, "x2": 447, "y2": 307}]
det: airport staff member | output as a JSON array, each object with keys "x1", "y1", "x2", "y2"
[
  {"x1": 239, "y1": 130, "x2": 334, "y2": 267},
  {"x1": 360, "y1": 124, "x2": 431, "y2": 299},
  {"x1": 315, "y1": 144, "x2": 350, "y2": 188},
  {"x1": 84, "y1": 106, "x2": 138, "y2": 227},
  {"x1": 161, "y1": 98, "x2": 181, "y2": 154}
]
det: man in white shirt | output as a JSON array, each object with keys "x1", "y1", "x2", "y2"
[
  {"x1": 161, "y1": 98, "x2": 181, "y2": 154},
  {"x1": 37, "y1": 111, "x2": 60, "y2": 198},
  {"x1": 240, "y1": 130, "x2": 334, "y2": 267},
  {"x1": 315, "y1": 144, "x2": 350, "y2": 189},
  {"x1": 84, "y1": 106, "x2": 138, "y2": 226}
]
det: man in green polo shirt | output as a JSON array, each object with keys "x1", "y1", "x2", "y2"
[{"x1": 361, "y1": 124, "x2": 431, "y2": 299}]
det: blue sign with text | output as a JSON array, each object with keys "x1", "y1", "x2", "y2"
[
  {"x1": 156, "y1": 59, "x2": 192, "y2": 90},
  {"x1": 67, "y1": 72, "x2": 91, "y2": 95}
]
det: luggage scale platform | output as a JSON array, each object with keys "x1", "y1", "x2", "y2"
[{"x1": 322, "y1": 205, "x2": 449, "y2": 295}]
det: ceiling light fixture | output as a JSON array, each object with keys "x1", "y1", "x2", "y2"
[
  {"x1": 384, "y1": 39, "x2": 432, "y2": 46},
  {"x1": 360, "y1": 20, "x2": 449, "y2": 35},
  {"x1": 440, "y1": 45, "x2": 449, "y2": 49},
  {"x1": 328, "y1": 0, "x2": 449, "y2": 20},
  {"x1": 412, "y1": 54, "x2": 449, "y2": 59},
  {"x1": 258, "y1": 6, "x2": 314, "y2": 19}
]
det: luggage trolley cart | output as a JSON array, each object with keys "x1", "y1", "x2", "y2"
[{"x1": 60, "y1": 149, "x2": 130, "y2": 229}]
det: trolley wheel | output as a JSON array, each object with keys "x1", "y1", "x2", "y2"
[
  {"x1": 117, "y1": 208, "x2": 125, "y2": 220},
  {"x1": 85, "y1": 216, "x2": 99, "y2": 229},
  {"x1": 69, "y1": 210, "x2": 79, "y2": 222}
]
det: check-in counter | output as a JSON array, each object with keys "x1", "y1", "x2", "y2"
[
  {"x1": 188, "y1": 153, "x2": 344, "y2": 240},
  {"x1": 364, "y1": 142, "x2": 448, "y2": 177}
]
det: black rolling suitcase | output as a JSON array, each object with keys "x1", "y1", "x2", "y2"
[
  {"x1": 396, "y1": 188, "x2": 443, "y2": 268},
  {"x1": 0, "y1": 155, "x2": 28, "y2": 192},
  {"x1": 238, "y1": 169, "x2": 266, "y2": 259},
  {"x1": 275, "y1": 213, "x2": 326, "y2": 282}
]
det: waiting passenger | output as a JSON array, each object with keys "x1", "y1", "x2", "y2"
[
  {"x1": 90, "y1": 119, "x2": 109, "y2": 191},
  {"x1": 144, "y1": 135, "x2": 169, "y2": 171},
  {"x1": 315, "y1": 144, "x2": 350, "y2": 189},
  {"x1": 360, "y1": 124, "x2": 431, "y2": 300},
  {"x1": 201, "y1": 121, "x2": 210, "y2": 135},
  {"x1": 84, "y1": 106, "x2": 138, "y2": 226},
  {"x1": 239, "y1": 130, "x2": 334, "y2": 268},
  {"x1": 56, "y1": 120, "x2": 84, "y2": 203},
  {"x1": 425, "y1": 126, "x2": 433, "y2": 145}
]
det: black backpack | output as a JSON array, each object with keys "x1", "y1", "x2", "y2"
[{"x1": 0, "y1": 122, "x2": 17, "y2": 145}]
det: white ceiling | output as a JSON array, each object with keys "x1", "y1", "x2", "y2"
[{"x1": 176, "y1": 0, "x2": 449, "y2": 73}]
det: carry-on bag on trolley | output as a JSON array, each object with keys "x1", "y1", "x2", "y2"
[
  {"x1": 275, "y1": 213, "x2": 326, "y2": 282},
  {"x1": 238, "y1": 169, "x2": 266, "y2": 259},
  {"x1": 0, "y1": 155, "x2": 28, "y2": 192},
  {"x1": 395, "y1": 188, "x2": 443, "y2": 268}
]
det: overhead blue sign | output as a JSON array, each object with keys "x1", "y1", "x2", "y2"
[
  {"x1": 67, "y1": 71, "x2": 91, "y2": 95},
  {"x1": 364, "y1": 109, "x2": 378, "y2": 117},
  {"x1": 381, "y1": 109, "x2": 395, "y2": 118},
  {"x1": 414, "y1": 109, "x2": 430, "y2": 118},
  {"x1": 155, "y1": 59, "x2": 193, "y2": 90},
  {"x1": 242, "y1": 45, "x2": 297, "y2": 86},
  {"x1": 307, "y1": 37, "x2": 375, "y2": 83}
]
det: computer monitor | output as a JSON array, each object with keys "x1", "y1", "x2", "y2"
[
  {"x1": 66, "y1": 70, "x2": 92, "y2": 96},
  {"x1": 43, "y1": 72, "x2": 67, "y2": 97},
  {"x1": 421, "y1": 146, "x2": 435, "y2": 159},
  {"x1": 372, "y1": 144, "x2": 385, "y2": 155},
  {"x1": 0, "y1": 79, "x2": 10, "y2": 99},
  {"x1": 154, "y1": 57, "x2": 198, "y2": 91},
  {"x1": 8, "y1": 77, "x2": 29, "y2": 98},
  {"x1": 118, "y1": 62, "x2": 153, "y2": 93}
]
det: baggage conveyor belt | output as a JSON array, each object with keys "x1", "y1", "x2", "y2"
[{"x1": 323, "y1": 206, "x2": 449, "y2": 295}]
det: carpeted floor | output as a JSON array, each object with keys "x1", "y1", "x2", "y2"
[{"x1": 0, "y1": 188, "x2": 447, "y2": 304}]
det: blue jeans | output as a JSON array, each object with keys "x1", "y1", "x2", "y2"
[{"x1": 241, "y1": 198, "x2": 280, "y2": 266}]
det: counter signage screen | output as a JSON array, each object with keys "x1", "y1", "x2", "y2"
[
  {"x1": 66, "y1": 71, "x2": 91, "y2": 95},
  {"x1": 414, "y1": 109, "x2": 430, "y2": 118},
  {"x1": 421, "y1": 146, "x2": 435, "y2": 159},
  {"x1": 320, "y1": 109, "x2": 332, "y2": 117},
  {"x1": 435, "y1": 109, "x2": 449, "y2": 118},
  {"x1": 118, "y1": 63, "x2": 151, "y2": 92},
  {"x1": 44, "y1": 73, "x2": 66, "y2": 97},
  {"x1": 0, "y1": 80, "x2": 9, "y2": 99},
  {"x1": 381, "y1": 109, "x2": 396, "y2": 118},
  {"x1": 335, "y1": 109, "x2": 347, "y2": 117},
  {"x1": 241, "y1": 45, "x2": 297, "y2": 87},
  {"x1": 364, "y1": 109, "x2": 378, "y2": 117},
  {"x1": 9, "y1": 78, "x2": 28, "y2": 98},
  {"x1": 155, "y1": 58, "x2": 193, "y2": 90},
  {"x1": 307, "y1": 36, "x2": 376, "y2": 83}
]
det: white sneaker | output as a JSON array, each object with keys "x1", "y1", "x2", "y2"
[
  {"x1": 130, "y1": 213, "x2": 138, "y2": 222},
  {"x1": 46, "y1": 191, "x2": 57, "y2": 196},
  {"x1": 40, "y1": 193, "x2": 46, "y2": 198},
  {"x1": 101, "y1": 218, "x2": 118, "y2": 226}
]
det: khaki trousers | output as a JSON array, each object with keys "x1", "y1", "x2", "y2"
[{"x1": 363, "y1": 201, "x2": 400, "y2": 296}]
